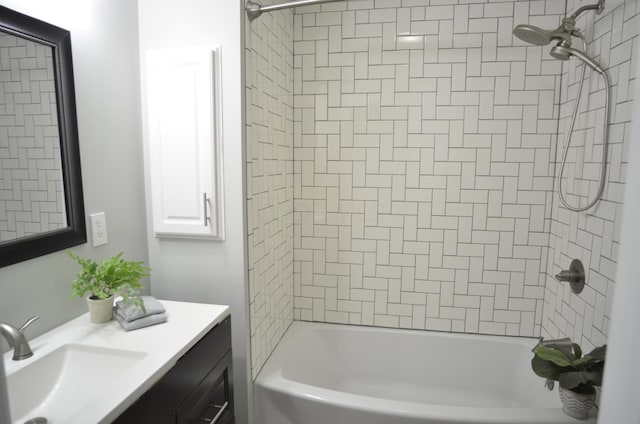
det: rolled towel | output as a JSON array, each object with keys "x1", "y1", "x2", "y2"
[
  {"x1": 115, "y1": 311, "x2": 167, "y2": 331},
  {"x1": 115, "y1": 296, "x2": 165, "y2": 322}
]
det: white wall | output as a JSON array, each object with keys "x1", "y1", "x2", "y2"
[
  {"x1": 136, "y1": 1, "x2": 251, "y2": 423},
  {"x1": 292, "y1": 0, "x2": 563, "y2": 336},
  {"x1": 0, "y1": 0, "x2": 148, "y2": 339},
  {"x1": 245, "y1": 5, "x2": 295, "y2": 380},
  {"x1": 542, "y1": 0, "x2": 639, "y2": 350}
]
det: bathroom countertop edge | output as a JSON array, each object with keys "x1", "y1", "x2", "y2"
[{"x1": 4, "y1": 300, "x2": 230, "y2": 424}]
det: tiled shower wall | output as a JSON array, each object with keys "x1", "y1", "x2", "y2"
[
  {"x1": 542, "y1": 0, "x2": 639, "y2": 349},
  {"x1": 0, "y1": 34, "x2": 65, "y2": 241},
  {"x1": 292, "y1": 0, "x2": 566, "y2": 336},
  {"x1": 245, "y1": 6, "x2": 295, "y2": 379}
]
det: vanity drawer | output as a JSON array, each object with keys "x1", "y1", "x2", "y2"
[{"x1": 176, "y1": 350, "x2": 233, "y2": 424}]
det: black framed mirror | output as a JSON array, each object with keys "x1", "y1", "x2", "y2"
[{"x1": 0, "y1": 6, "x2": 86, "y2": 267}]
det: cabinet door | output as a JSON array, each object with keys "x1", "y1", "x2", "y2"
[
  {"x1": 145, "y1": 47, "x2": 224, "y2": 239},
  {"x1": 112, "y1": 317, "x2": 233, "y2": 424}
]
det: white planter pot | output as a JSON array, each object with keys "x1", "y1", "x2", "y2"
[
  {"x1": 87, "y1": 295, "x2": 114, "y2": 324},
  {"x1": 559, "y1": 386, "x2": 596, "y2": 420}
]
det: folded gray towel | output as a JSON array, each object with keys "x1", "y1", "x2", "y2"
[
  {"x1": 115, "y1": 296, "x2": 165, "y2": 322},
  {"x1": 114, "y1": 310, "x2": 167, "y2": 331}
]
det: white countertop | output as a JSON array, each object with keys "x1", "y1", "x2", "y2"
[{"x1": 3, "y1": 300, "x2": 230, "y2": 424}]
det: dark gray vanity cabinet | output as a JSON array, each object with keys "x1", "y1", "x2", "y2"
[{"x1": 113, "y1": 316, "x2": 234, "y2": 424}]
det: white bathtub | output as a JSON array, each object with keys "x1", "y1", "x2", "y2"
[{"x1": 254, "y1": 322, "x2": 597, "y2": 424}]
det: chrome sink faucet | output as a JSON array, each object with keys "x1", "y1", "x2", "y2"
[{"x1": 0, "y1": 316, "x2": 39, "y2": 360}]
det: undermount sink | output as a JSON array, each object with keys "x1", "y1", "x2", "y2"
[{"x1": 7, "y1": 344, "x2": 147, "y2": 423}]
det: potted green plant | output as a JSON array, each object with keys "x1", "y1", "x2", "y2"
[
  {"x1": 69, "y1": 251, "x2": 150, "y2": 323},
  {"x1": 532, "y1": 341, "x2": 606, "y2": 420}
]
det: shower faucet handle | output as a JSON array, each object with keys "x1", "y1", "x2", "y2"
[
  {"x1": 554, "y1": 259, "x2": 585, "y2": 294},
  {"x1": 554, "y1": 269, "x2": 583, "y2": 283}
]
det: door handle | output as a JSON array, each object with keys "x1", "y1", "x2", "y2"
[{"x1": 203, "y1": 193, "x2": 210, "y2": 227}]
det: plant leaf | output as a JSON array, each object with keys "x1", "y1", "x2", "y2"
[
  {"x1": 586, "y1": 345, "x2": 607, "y2": 361},
  {"x1": 539, "y1": 342, "x2": 574, "y2": 360},
  {"x1": 559, "y1": 371, "x2": 602, "y2": 391},
  {"x1": 531, "y1": 355, "x2": 566, "y2": 381},
  {"x1": 573, "y1": 343, "x2": 582, "y2": 359},
  {"x1": 534, "y1": 346, "x2": 573, "y2": 367},
  {"x1": 572, "y1": 355, "x2": 593, "y2": 368},
  {"x1": 584, "y1": 361, "x2": 605, "y2": 375}
]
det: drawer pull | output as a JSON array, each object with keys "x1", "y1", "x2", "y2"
[{"x1": 200, "y1": 401, "x2": 228, "y2": 423}]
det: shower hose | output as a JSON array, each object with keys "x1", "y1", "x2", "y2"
[{"x1": 558, "y1": 33, "x2": 611, "y2": 212}]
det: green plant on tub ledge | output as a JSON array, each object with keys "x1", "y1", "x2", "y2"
[
  {"x1": 68, "y1": 251, "x2": 151, "y2": 324},
  {"x1": 532, "y1": 340, "x2": 606, "y2": 420}
]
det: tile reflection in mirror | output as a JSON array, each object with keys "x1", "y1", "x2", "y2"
[{"x1": 0, "y1": 31, "x2": 67, "y2": 242}]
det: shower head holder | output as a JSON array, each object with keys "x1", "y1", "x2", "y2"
[
  {"x1": 512, "y1": 1, "x2": 605, "y2": 47},
  {"x1": 560, "y1": 17, "x2": 576, "y2": 33},
  {"x1": 550, "y1": 44, "x2": 606, "y2": 73}
]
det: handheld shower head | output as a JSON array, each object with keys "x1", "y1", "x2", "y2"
[{"x1": 550, "y1": 45, "x2": 605, "y2": 73}]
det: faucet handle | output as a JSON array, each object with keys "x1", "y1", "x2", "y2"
[
  {"x1": 0, "y1": 317, "x2": 38, "y2": 360},
  {"x1": 18, "y1": 316, "x2": 39, "y2": 332},
  {"x1": 555, "y1": 259, "x2": 585, "y2": 294}
]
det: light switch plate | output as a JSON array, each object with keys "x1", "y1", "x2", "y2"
[{"x1": 90, "y1": 212, "x2": 108, "y2": 247}]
